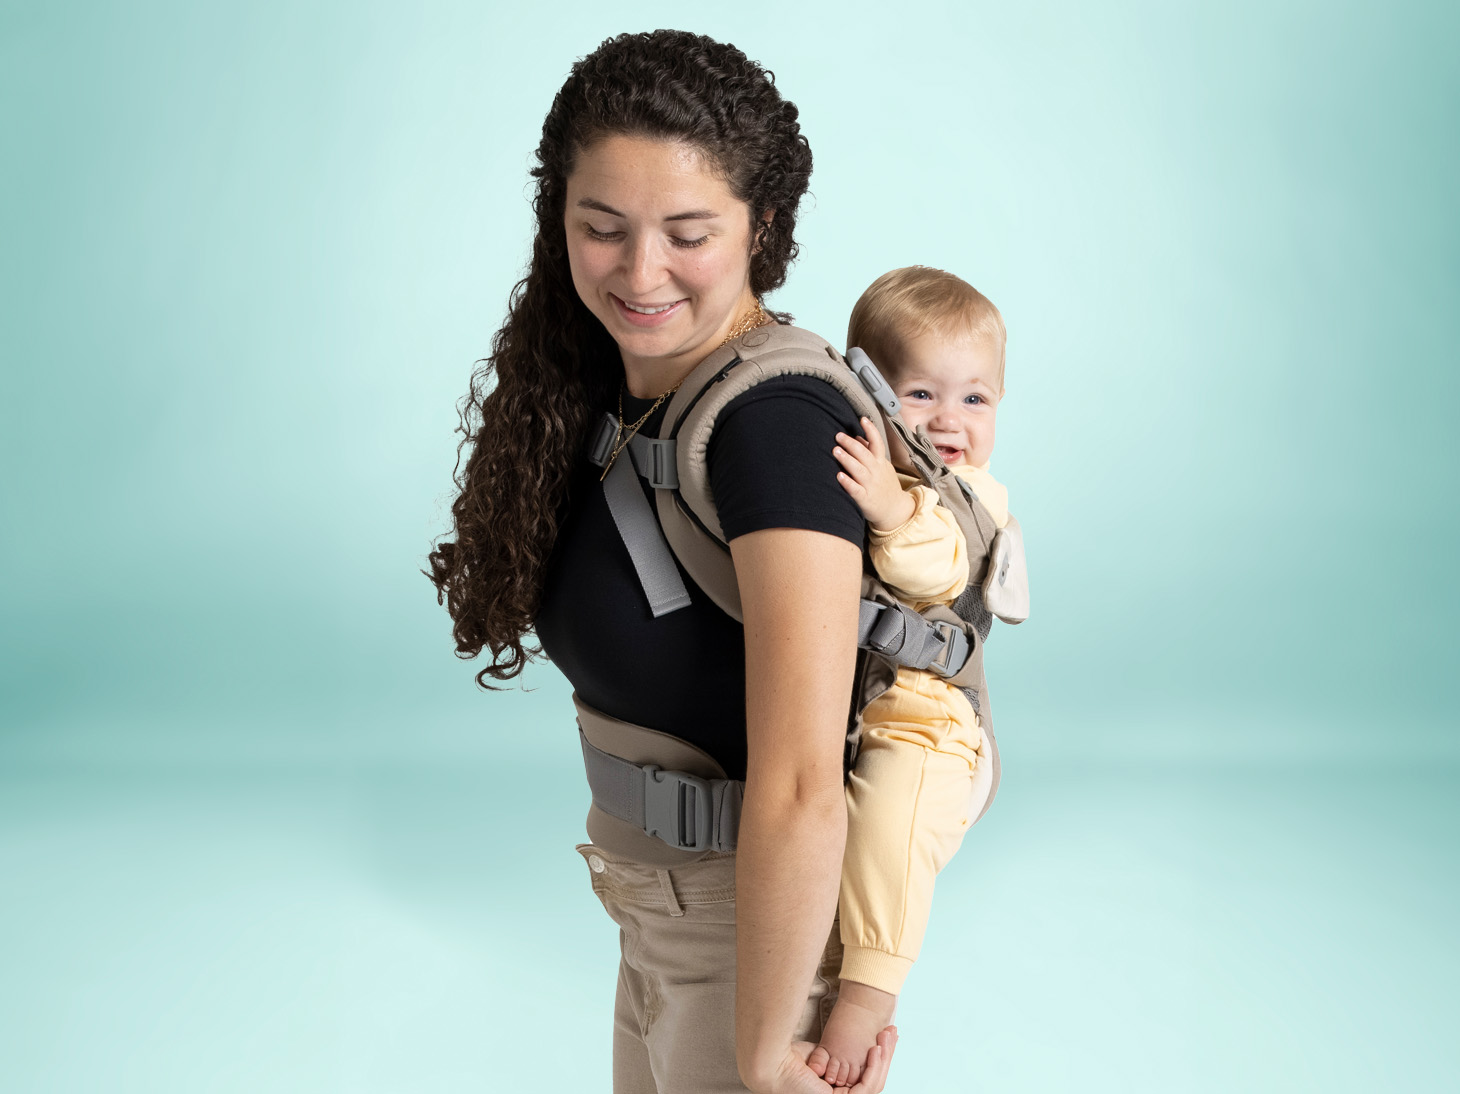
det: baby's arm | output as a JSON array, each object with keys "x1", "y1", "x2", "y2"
[{"x1": 833, "y1": 418, "x2": 970, "y2": 605}]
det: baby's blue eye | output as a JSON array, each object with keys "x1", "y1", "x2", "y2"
[
  {"x1": 906, "y1": 389, "x2": 931, "y2": 401},
  {"x1": 965, "y1": 394, "x2": 984, "y2": 406}
]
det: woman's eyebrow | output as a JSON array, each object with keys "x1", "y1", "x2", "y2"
[{"x1": 575, "y1": 197, "x2": 719, "y2": 221}]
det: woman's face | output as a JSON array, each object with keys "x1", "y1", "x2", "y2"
[{"x1": 564, "y1": 135, "x2": 760, "y2": 388}]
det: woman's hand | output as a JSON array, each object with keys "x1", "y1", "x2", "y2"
[
  {"x1": 754, "y1": 1028, "x2": 898, "y2": 1093},
  {"x1": 833, "y1": 420, "x2": 916, "y2": 534}
]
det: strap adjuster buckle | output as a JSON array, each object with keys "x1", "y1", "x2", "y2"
[
  {"x1": 927, "y1": 619, "x2": 970, "y2": 678},
  {"x1": 643, "y1": 766, "x2": 714, "y2": 852}
]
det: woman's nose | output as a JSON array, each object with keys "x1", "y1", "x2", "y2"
[{"x1": 621, "y1": 234, "x2": 664, "y2": 294}]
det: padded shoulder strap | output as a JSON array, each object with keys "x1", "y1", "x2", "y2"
[{"x1": 653, "y1": 324, "x2": 885, "y2": 622}]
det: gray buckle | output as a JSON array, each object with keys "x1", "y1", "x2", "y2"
[
  {"x1": 643, "y1": 766, "x2": 714, "y2": 852},
  {"x1": 628, "y1": 436, "x2": 679, "y2": 489},
  {"x1": 928, "y1": 620, "x2": 970, "y2": 678},
  {"x1": 846, "y1": 347, "x2": 902, "y2": 416},
  {"x1": 587, "y1": 413, "x2": 618, "y2": 467}
]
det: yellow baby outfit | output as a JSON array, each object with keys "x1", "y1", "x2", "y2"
[{"x1": 838, "y1": 463, "x2": 1009, "y2": 996}]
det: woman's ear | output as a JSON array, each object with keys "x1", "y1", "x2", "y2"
[{"x1": 752, "y1": 210, "x2": 774, "y2": 254}]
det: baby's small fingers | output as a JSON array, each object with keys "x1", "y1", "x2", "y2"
[
  {"x1": 836, "y1": 471, "x2": 867, "y2": 498},
  {"x1": 832, "y1": 443, "x2": 873, "y2": 481},
  {"x1": 858, "y1": 418, "x2": 889, "y2": 460},
  {"x1": 834, "y1": 434, "x2": 877, "y2": 472}
]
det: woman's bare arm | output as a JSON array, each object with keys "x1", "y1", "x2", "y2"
[{"x1": 730, "y1": 526, "x2": 865, "y2": 1091}]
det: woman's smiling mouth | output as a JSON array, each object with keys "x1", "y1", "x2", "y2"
[{"x1": 612, "y1": 294, "x2": 686, "y2": 326}]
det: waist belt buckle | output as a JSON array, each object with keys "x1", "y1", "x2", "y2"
[
  {"x1": 928, "y1": 619, "x2": 970, "y2": 678},
  {"x1": 643, "y1": 766, "x2": 715, "y2": 852}
]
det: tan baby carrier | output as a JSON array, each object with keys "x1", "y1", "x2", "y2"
[{"x1": 576, "y1": 324, "x2": 1029, "y2": 865}]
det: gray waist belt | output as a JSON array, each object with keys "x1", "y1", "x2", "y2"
[{"x1": 579, "y1": 730, "x2": 743, "y2": 853}]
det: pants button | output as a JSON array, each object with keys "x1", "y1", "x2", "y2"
[{"x1": 588, "y1": 854, "x2": 607, "y2": 874}]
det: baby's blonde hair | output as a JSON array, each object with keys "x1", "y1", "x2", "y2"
[{"x1": 847, "y1": 266, "x2": 1007, "y2": 394}]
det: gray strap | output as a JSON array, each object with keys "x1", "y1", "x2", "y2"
[
  {"x1": 857, "y1": 599, "x2": 971, "y2": 678},
  {"x1": 601, "y1": 453, "x2": 693, "y2": 617},
  {"x1": 587, "y1": 412, "x2": 689, "y2": 617},
  {"x1": 580, "y1": 730, "x2": 743, "y2": 852}
]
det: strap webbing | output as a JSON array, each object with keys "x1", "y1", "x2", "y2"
[
  {"x1": 857, "y1": 600, "x2": 971, "y2": 678},
  {"x1": 601, "y1": 453, "x2": 693, "y2": 617},
  {"x1": 580, "y1": 730, "x2": 743, "y2": 852},
  {"x1": 588, "y1": 412, "x2": 690, "y2": 617}
]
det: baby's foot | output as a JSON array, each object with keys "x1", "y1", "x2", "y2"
[{"x1": 807, "y1": 980, "x2": 897, "y2": 1088}]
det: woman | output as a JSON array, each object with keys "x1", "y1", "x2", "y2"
[{"x1": 429, "y1": 30, "x2": 898, "y2": 1093}]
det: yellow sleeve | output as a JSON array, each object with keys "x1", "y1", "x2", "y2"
[{"x1": 868, "y1": 483, "x2": 969, "y2": 606}]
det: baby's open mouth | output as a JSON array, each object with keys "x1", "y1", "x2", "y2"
[{"x1": 934, "y1": 445, "x2": 962, "y2": 462}]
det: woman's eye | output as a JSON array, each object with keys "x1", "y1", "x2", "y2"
[
  {"x1": 585, "y1": 225, "x2": 622, "y2": 241},
  {"x1": 671, "y1": 235, "x2": 710, "y2": 249}
]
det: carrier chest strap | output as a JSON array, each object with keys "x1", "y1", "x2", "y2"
[{"x1": 580, "y1": 730, "x2": 743, "y2": 853}]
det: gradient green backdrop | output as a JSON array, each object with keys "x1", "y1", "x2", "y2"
[{"x1": 3, "y1": 1, "x2": 1456, "y2": 1090}]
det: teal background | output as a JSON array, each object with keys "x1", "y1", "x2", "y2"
[{"x1": 2, "y1": 0, "x2": 1457, "y2": 1090}]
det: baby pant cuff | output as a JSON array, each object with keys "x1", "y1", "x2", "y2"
[{"x1": 839, "y1": 946, "x2": 913, "y2": 996}]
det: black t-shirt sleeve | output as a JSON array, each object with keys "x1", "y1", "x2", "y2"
[{"x1": 708, "y1": 374, "x2": 867, "y2": 546}]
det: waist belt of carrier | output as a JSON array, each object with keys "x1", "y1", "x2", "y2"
[
  {"x1": 580, "y1": 730, "x2": 744, "y2": 853},
  {"x1": 588, "y1": 412, "x2": 974, "y2": 678}
]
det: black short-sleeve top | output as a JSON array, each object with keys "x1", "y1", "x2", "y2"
[{"x1": 535, "y1": 371, "x2": 866, "y2": 779}]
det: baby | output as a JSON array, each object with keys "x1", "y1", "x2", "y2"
[{"x1": 810, "y1": 266, "x2": 1011, "y2": 1088}]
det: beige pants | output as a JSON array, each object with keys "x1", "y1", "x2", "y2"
[{"x1": 577, "y1": 844, "x2": 843, "y2": 1094}]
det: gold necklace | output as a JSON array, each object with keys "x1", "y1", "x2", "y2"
[
  {"x1": 599, "y1": 380, "x2": 684, "y2": 481},
  {"x1": 719, "y1": 298, "x2": 769, "y2": 347}
]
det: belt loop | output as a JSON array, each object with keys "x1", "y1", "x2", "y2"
[{"x1": 656, "y1": 868, "x2": 685, "y2": 917}]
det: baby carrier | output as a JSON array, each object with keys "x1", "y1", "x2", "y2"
[{"x1": 576, "y1": 323, "x2": 1029, "y2": 865}]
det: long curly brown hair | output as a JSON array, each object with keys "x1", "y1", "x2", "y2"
[{"x1": 427, "y1": 30, "x2": 814, "y2": 687}]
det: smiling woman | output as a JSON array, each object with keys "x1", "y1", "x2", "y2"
[
  {"x1": 427, "y1": 29, "x2": 897, "y2": 1094},
  {"x1": 564, "y1": 136, "x2": 769, "y2": 397}
]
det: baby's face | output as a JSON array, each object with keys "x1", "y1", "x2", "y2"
[{"x1": 887, "y1": 329, "x2": 1002, "y2": 467}]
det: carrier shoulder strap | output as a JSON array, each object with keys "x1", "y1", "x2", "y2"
[{"x1": 653, "y1": 323, "x2": 886, "y2": 621}]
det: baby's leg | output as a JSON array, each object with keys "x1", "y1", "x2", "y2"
[{"x1": 810, "y1": 671, "x2": 981, "y2": 1087}]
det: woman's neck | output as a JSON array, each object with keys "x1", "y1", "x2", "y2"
[{"x1": 622, "y1": 357, "x2": 702, "y2": 400}]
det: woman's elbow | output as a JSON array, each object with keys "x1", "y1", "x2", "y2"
[{"x1": 746, "y1": 763, "x2": 848, "y2": 816}]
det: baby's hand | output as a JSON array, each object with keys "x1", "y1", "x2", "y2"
[{"x1": 834, "y1": 419, "x2": 917, "y2": 533}]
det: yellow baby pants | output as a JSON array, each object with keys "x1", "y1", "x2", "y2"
[{"x1": 838, "y1": 665, "x2": 990, "y2": 995}]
